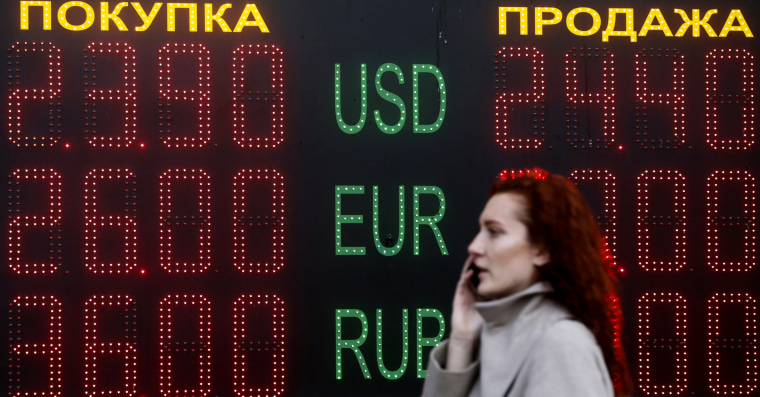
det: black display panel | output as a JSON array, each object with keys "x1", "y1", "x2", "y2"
[{"x1": 1, "y1": 1, "x2": 757, "y2": 396}]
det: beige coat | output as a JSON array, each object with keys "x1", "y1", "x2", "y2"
[{"x1": 422, "y1": 282, "x2": 613, "y2": 397}]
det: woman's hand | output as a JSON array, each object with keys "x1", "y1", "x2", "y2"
[{"x1": 445, "y1": 256, "x2": 484, "y2": 370}]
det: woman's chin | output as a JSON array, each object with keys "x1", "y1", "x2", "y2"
[
  {"x1": 476, "y1": 285, "x2": 499, "y2": 301},
  {"x1": 477, "y1": 284, "x2": 517, "y2": 301}
]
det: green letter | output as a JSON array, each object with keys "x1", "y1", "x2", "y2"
[
  {"x1": 336, "y1": 309, "x2": 371, "y2": 379},
  {"x1": 372, "y1": 186, "x2": 405, "y2": 256},
  {"x1": 335, "y1": 185, "x2": 365, "y2": 255},
  {"x1": 416, "y1": 308, "x2": 445, "y2": 378},
  {"x1": 374, "y1": 63, "x2": 406, "y2": 134},
  {"x1": 335, "y1": 64, "x2": 368, "y2": 134},
  {"x1": 376, "y1": 309, "x2": 409, "y2": 379},
  {"x1": 412, "y1": 65, "x2": 446, "y2": 133},
  {"x1": 413, "y1": 186, "x2": 448, "y2": 255}
]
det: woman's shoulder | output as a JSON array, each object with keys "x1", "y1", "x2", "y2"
[
  {"x1": 532, "y1": 318, "x2": 605, "y2": 363},
  {"x1": 519, "y1": 318, "x2": 614, "y2": 396},
  {"x1": 543, "y1": 318, "x2": 596, "y2": 342}
]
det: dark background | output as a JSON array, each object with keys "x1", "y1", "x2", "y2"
[{"x1": 2, "y1": 0, "x2": 758, "y2": 395}]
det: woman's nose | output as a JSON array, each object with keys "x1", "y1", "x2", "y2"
[{"x1": 467, "y1": 232, "x2": 483, "y2": 256}]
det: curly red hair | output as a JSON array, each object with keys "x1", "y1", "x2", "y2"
[{"x1": 492, "y1": 168, "x2": 633, "y2": 395}]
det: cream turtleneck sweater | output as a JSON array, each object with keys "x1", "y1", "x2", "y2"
[{"x1": 422, "y1": 282, "x2": 613, "y2": 396}]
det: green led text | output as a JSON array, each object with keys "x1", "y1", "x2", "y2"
[
  {"x1": 335, "y1": 63, "x2": 447, "y2": 134},
  {"x1": 334, "y1": 185, "x2": 448, "y2": 256},
  {"x1": 335, "y1": 308, "x2": 445, "y2": 380}
]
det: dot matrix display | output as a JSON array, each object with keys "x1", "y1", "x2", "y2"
[
  {"x1": 232, "y1": 294, "x2": 286, "y2": 396},
  {"x1": 158, "y1": 43, "x2": 212, "y2": 148},
  {"x1": 565, "y1": 47, "x2": 616, "y2": 149},
  {"x1": 2, "y1": 1, "x2": 759, "y2": 396},
  {"x1": 83, "y1": 42, "x2": 138, "y2": 148},
  {"x1": 494, "y1": 46, "x2": 545, "y2": 149},
  {"x1": 83, "y1": 168, "x2": 138, "y2": 274},
  {"x1": 706, "y1": 170, "x2": 756, "y2": 272},
  {"x1": 568, "y1": 169, "x2": 618, "y2": 266},
  {"x1": 637, "y1": 292, "x2": 688, "y2": 395},
  {"x1": 8, "y1": 168, "x2": 62, "y2": 275},
  {"x1": 634, "y1": 48, "x2": 685, "y2": 149},
  {"x1": 232, "y1": 44, "x2": 285, "y2": 149},
  {"x1": 7, "y1": 42, "x2": 61, "y2": 147},
  {"x1": 636, "y1": 170, "x2": 687, "y2": 272},
  {"x1": 706, "y1": 293, "x2": 758, "y2": 395},
  {"x1": 232, "y1": 169, "x2": 285, "y2": 273},
  {"x1": 8, "y1": 295, "x2": 63, "y2": 396},
  {"x1": 158, "y1": 294, "x2": 212, "y2": 396},
  {"x1": 158, "y1": 168, "x2": 212, "y2": 273},
  {"x1": 83, "y1": 295, "x2": 138, "y2": 395},
  {"x1": 705, "y1": 48, "x2": 755, "y2": 150}
]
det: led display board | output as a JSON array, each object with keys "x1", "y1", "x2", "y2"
[{"x1": 1, "y1": 0, "x2": 757, "y2": 395}]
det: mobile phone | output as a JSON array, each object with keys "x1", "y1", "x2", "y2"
[{"x1": 468, "y1": 263, "x2": 480, "y2": 290}]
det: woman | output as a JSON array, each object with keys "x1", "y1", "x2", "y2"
[{"x1": 422, "y1": 168, "x2": 632, "y2": 396}]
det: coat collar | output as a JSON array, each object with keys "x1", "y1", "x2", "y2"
[
  {"x1": 474, "y1": 281, "x2": 554, "y2": 326},
  {"x1": 473, "y1": 281, "x2": 571, "y2": 397}
]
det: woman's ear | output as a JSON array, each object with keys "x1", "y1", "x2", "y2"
[{"x1": 533, "y1": 249, "x2": 550, "y2": 267}]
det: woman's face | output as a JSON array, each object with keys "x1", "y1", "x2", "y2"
[{"x1": 468, "y1": 192, "x2": 549, "y2": 300}]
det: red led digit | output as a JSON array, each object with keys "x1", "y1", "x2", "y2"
[
  {"x1": 706, "y1": 170, "x2": 756, "y2": 272},
  {"x1": 233, "y1": 294, "x2": 286, "y2": 396},
  {"x1": 707, "y1": 293, "x2": 758, "y2": 395},
  {"x1": 564, "y1": 47, "x2": 616, "y2": 149},
  {"x1": 7, "y1": 168, "x2": 63, "y2": 275},
  {"x1": 158, "y1": 43, "x2": 211, "y2": 148},
  {"x1": 636, "y1": 170, "x2": 687, "y2": 272},
  {"x1": 705, "y1": 48, "x2": 756, "y2": 150},
  {"x1": 568, "y1": 169, "x2": 619, "y2": 272},
  {"x1": 84, "y1": 295, "x2": 138, "y2": 396},
  {"x1": 494, "y1": 46, "x2": 545, "y2": 149},
  {"x1": 84, "y1": 169, "x2": 138, "y2": 274},
  {"x1": 9, "y1": 295, "x2": 63, "y2": 396},
  {"x1": 159, "y1": 294, "x2": 212, "y2": 397},
  {"x1": 634, "y1": 49, "x2": 686, "y2": 149},
  {"x1": 232, "y1": 44, "x2": 285, "y2": 149},
  {"x1": 637, "y1": 292, "x2": 688, "y2": 395},
  {"x1": 233, "y1": 169, "x2": 285, "y2": 274},
  {"x1": 159, "y1": 169, "x2": 212, "y2": 273},
  {"x1": 6, "y1": 42, "x2": 62, "y2": 148},
  {"x1": 84, "y1": 42, "x2": 137, "y2": 148}
]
